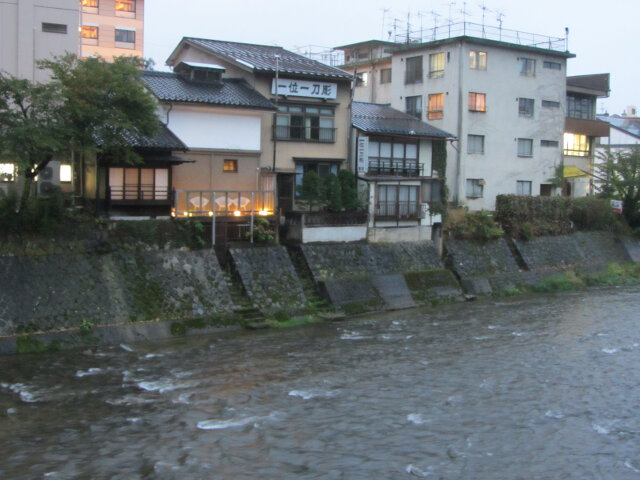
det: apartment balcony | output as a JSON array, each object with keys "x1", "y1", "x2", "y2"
[
  {"x1": 273, "y1": 125, "x2": 336, "y2": 143},
  {"x1": 367, "y1": 161, "x2": 424, "y2": 177},
  {"x1": 565, "y1": 117, "x2": 610, "y2": 138}
]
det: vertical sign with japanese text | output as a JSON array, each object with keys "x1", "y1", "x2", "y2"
[{"x1": 357, "y1": 137, "x2": 369, "y2": 174}]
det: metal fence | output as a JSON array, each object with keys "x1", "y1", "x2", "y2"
[{"x1": 172, "y1": 190, "x2": 275, "y2": 218}]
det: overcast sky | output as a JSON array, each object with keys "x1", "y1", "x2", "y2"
[{"x1": 145, "y1": 0, "x2": 637, "y2": 115}]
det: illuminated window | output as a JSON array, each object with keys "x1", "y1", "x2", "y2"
[
  {"x1": 223, "y1": 159, "x2": 238, "y2": 172},
  {"x1": 59, "y1": 164, "x2": 72, "y2": 183},
  {"x1": 468, "y1": 92, "x2": 486, "y2": 112},
  {"x1": 427, "y1": 93, "x2": 444, "y2": 119},
  {"x1": 563, "y1": 133, "x2": 590, "y2": 156},
  {"x1": 80, "y1": 0, "x2": 98, "y2": 7},
  {"x1": 405, "y1": 95, "x2": 422, "y2": 119},
  {"x1": 516, "y1": 180, "x2": 532, "y2": 196},
  {"x1": 81, "y1": 25, "x2": 98, "y2": 39},
  {"x1": 519, "y1": 57, "x2": 536, "y2": 76},
  {"x1": 115, "y1": 0, "x2": 135, "y2": 12},
  {"x1": 519, "y1": 98, "x2": 534, "y2": 117},
  {"x1": 469, "y1": 51, "x2": 486, "y2": 70},
  {"x1": 108, "y1": 167, "x2": 169, "y2": 201},
  {"x1": 0, "y1": 163, "x2": 16, "y2": 182},
  {"x1": 405, "y1": 56, "x2": 423, "y2": 84},
  {"x1": 517, "y1": 138, "x2": 534, "y2": 157},
  {"x1": 467, "y1": 135, "x2": 484, "y2": 154},
  {"x1": 429, "y1": 52, "x2": 445, "y2": 78},
  {"x1": 380, "y1": 68, "x2": 392, "y2": 84},
  {"x1": 115, "y1": 28, "x2": 135, "y2": 43}
]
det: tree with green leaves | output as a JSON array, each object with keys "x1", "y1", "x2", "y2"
[
  {"x1": 337, "y1": 169, "x2": 359, "y2": 210},
  {"x1": 324, "y1": 173, "x2": 342, "y2": 212},
  {"x1": 0, "y1": 75, "x2": 65, "y2": 206},
  {"x1": 596, "y1": 146, "x2": 640, "y2": 227},
  {"x1": 0, "y1": 54, "x2": 158, "y2": 208},
  {"x1": 296, "y1": 171, "x2": 325, "y2": 212},
  {"x1": 40, "y1": 54, "x2": 158, "y2": 194}
]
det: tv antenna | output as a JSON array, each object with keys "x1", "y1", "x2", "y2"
[
  {"x1": 478, "y1": 1, "x2": 489, "y2": 37},
  {"x1": 459, "y1": 1, "x2": 469, "y2": 35},
  {"x1": 444, "y1": 1, "x2": 456, "y2": 37},
  {"x1": 380, "y1": 8, "x2": 390, "y2": 41},
  {"x1": 430, "y1": 10, "x2": 442, "y2": 40},
  {"x1": 495, "y1": 9, "x2": 505, "y2": 40}
]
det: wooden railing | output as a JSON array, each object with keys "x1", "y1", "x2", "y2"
[{"x1": 172, "y1": 190, "x2": 275, "y2": 217}]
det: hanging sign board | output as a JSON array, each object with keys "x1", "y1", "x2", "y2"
[
  {"x1": 271, "y1": 78, "x2": 337, "y2": 99},
  {"x1": 611, "y1": 199, "x2": 623, "y2": 214},
  {"x1": 357, "y1": 137, "x2": 369, "y2": 174}
]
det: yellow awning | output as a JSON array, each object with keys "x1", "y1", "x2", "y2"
[{"x1": 563, "y1": 165, "x2": 589, "y2": 178}]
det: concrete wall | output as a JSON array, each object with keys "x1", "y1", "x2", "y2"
[
  {"x1": 301, "y1": 226, "x2": 367, "y2": 243},
  {"x1": 0, "y1": 0, "x2": 79, "y2": 82}
]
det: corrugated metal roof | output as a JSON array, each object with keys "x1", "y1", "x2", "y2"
[
  {"x1": 352, "y1": 102, "x2": 455, "y2": 138},
  {"x1": 142, "y1": 71, "x2": 275, "y2": 110},
  {"x1": 182, "y1": 38, "x2": 353, "y2": 80}
]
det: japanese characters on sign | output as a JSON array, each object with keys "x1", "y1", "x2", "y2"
[
  {"x1": 357, "y1": 137, "x2": 369, "y2": 173},
  {"x1": 271, "y1": 78, "x2": 337, "y2": 99}
]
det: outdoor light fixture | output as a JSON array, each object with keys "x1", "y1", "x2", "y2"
[
  {"x1": 258, "y1": 210, "x2": 270, "y2": 216},
  {"x1": 233, "y1": 210, "x2": 242, "y2": 217},
  {"x1": 208, "y1": 211, "x2": 214, "y2": 217}
]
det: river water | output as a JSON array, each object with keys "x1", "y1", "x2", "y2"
[{"x1": 1, "y1": 287, "x2": 640, "y2": 479}]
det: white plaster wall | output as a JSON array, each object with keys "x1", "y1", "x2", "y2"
[
  {"x1": 390, "y1": 40, "x2": 567, "y2": 210},
  {"x1": 605, "y1": 128, "x2": 640, "y2": 146},
  {"x1": 302, "y1": 226, "x2": 367, "y2": 243},
  {"x1": 166, "y1": 105, "x2": 262, "y2": 151},
  {"x1": 368, "y1": 226, "x2": 433, "y2": 243}
]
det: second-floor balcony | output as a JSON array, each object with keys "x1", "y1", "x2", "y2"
[
  {"x1": 273, "y1": 125, "x2": 336, "y2": 143},
  {"x1": 367, "y1": 160, "x2": 424, "y2": 177}
]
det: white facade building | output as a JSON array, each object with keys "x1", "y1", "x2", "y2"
[{"x1": 337, "y1": 34, "x2": 574, "y2": 210}]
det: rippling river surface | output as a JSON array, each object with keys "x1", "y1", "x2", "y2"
[{"x1": 2, "y1": 287, "x2": 640, "y2": 479}]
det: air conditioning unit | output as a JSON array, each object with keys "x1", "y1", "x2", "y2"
[{"x1": 37, "y1": 160, "x2": 61, "y2": 196}]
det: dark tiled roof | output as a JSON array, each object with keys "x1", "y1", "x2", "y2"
[
  {"x1": 567, "y1": 74, "x2": 610, "y2": 96},
  {"x1": 97, "y1": 123, "x2": 187, "y2": 151},
  {"x1": 141, "y1": 71, "x2": 275, "y2": 110},
  {"x1": 598, "y1": 115, "x2": 640, "y2": 140},
  {"x1": 352, "y1": 102, "x2": 455, "y2": 138},
  {"x1": 181, "y1": 38, "x2": 352, "y2": 80}
]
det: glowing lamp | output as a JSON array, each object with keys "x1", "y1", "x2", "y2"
[{"x1": 233, "y1": 210, "x2": 242, "y2": 217}]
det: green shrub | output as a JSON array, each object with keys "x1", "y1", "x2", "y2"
[
  {"x1": 570, "y1": 197, "x2": 618, "y2": 231},
  {"x1": 324, "y1": 173, "x2": 342, "y2": 212},
  {"x1": 247, "y1": 217, "x2": 274, "y2": 242},
  {"x1": 446, "y1": 210, "x2": 503, "y2": 240},
  {"x1": 338, "y1": 170, "x2": 359, "y2": 211}
]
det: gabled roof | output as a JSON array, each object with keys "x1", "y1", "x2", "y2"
[
  {"x1": 352, "y1": 102, "x2": 455, "y2": 139},
  {"x1": 168, "y1": 38, "x2": 353, "y2": 80},
  {"x1": 598, "y1": 115, "x2": 640, "y2": 140},
  {"x1": 141, "y1": 71, "x2": 275, "y2": 110}
]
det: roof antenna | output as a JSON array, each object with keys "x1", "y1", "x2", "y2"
[
  {"x1": 430, "y1": 10, "x2": 442, "y2": 40},
  {"x1": 445, "y1": 1, "x2": 456, "y2": 37},
  {"x1": 478, "y1": 1, "x2": 488, "y2": 38},
  {"x1": 495, "y1": 10, "x2": 505, "y2": 41},
  {"x1": 381, "y1": 8, "x2": 390, "y2": 40},
  {"x1": 565, "y1": 27, "x2": 569, "y2": 52},
  {"x1": 459, "y1": 1, "x2": 469, "y2": 35}
]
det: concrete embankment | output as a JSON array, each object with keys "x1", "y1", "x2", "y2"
[{"x1": 1, "y1": 232, "x2": 638, "y2": 354}]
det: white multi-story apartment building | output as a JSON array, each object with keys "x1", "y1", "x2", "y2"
[{"x1": 337, "y1": 28, "x2": 574, "y2": 210}]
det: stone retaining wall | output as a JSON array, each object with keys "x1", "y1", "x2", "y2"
[
  {"x1": 300, "y1": 242, "x2": 458, "y2": 310},
  {"x1": 229, "y1": 246, "x2": 307, "y2": 315},
  {"x1": 0, "y1": 250, "x2": 233, "y2": 337}
]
